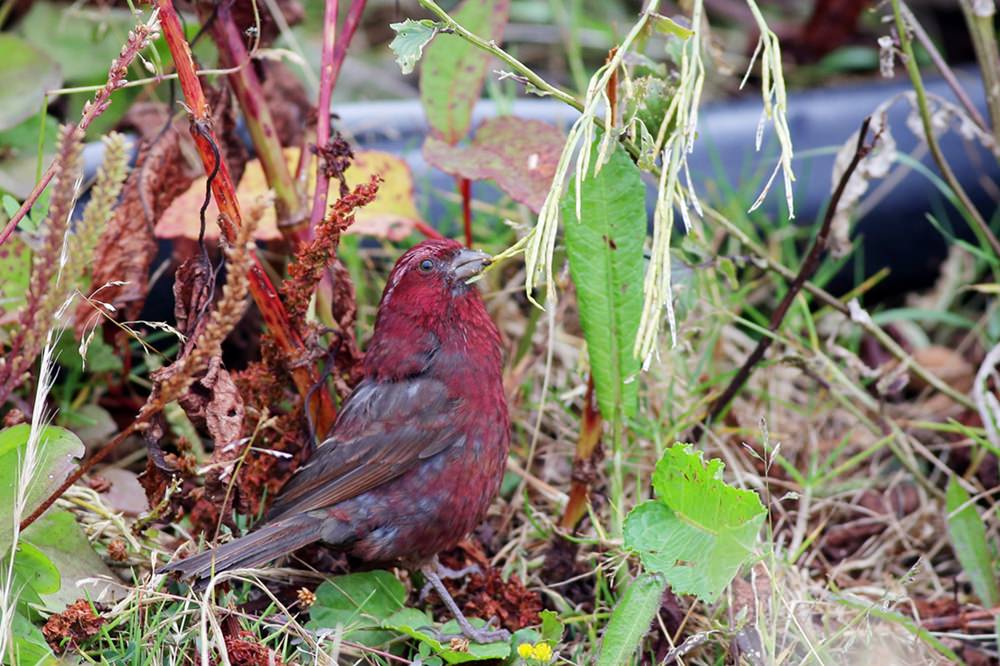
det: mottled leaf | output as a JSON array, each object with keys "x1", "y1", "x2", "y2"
[
  {"x1": 562, "y1": 141, "x2": 645, "y2": 418},
  {"x1": 420, "y1": 0, "x2": 510, "y2": 144},
  {"x1": 389, "y1": 20, "x2": 440, "y2": 76},
  {"x1": 0, "y1": 113, "x2": 58, "y2": 198},
  {"x1": 597, "y1": 572, "x2": 666, "y2": 666},
  {"x1": 424, "y1": 117, "x2": 565, "y2": 212},
  {"x1": 0, "y1": 235, "x2": 31, "y2": 318},
  {"x1": 0, "y1": 36, "x2": 62, "y2": 132},
  {"x1": 624, "y1": 444, "x2": 766, "y2": 603}
]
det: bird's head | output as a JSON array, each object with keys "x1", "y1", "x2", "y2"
[
  {"x1": 364, "y1": 238, "x2": 499, "y2": 380},
  {"x1": 378, "y1": 238, "x2": 491, "y2": 314}
]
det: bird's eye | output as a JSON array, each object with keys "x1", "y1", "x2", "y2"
[{"x1": 419, "y1": 259, "x2": 434, "y2": 273}]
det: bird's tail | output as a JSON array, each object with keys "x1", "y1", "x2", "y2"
[{"x1": 158, "y1": 515, "x2": 323, "y2": 589}]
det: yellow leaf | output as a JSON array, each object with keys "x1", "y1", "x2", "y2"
[{"x1": 155, "y1": 148, "x2": 424, "y2": 242}]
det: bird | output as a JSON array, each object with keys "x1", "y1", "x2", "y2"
[{"x1": 159, "y1": 238, "x2": 512, "y2": 643}]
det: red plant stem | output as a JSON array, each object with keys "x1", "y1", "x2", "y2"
[
  {"x1": 308, "y1": 0, "x2": 340, "y2": 235},
  {"x1": 210, "y1": 3, "x2": 306, "y2": 241},
  {"x1": 459, "y1": 177, "x2": 472, "y2": 246},
  {"x1": 331, "y1": 0, "x2": 368, "y2": 90},
  {"x1": 157, "y1": 0, "x2": 336, "y2": 434},
  {"x1": 0, "y1": 15, "x2": 156, "y2": 247},
  {"x1": 415, "y1": 220, "x2": 444, "y2": 240},
  {"x1": 559, "y1": 374, "x2": 603, "y2": 531}
]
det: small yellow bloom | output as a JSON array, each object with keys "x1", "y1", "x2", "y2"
[
  {"x1": 517, "y1": 643, "x2": 534, "y2": 659},
  {"x1": 531, "y1": 642, "x2": 553, "y2": 661}
]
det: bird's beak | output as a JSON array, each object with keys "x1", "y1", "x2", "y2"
[{"x1": 450, "y1": 248, "x2": 492, "y2": 282}]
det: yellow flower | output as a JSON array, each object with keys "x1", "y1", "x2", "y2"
[
  {"x1": 517, "y1": 641, "x2": 553, "y2": 663},
  {"x1": 531, "y1": 642, "x2": 553, "y2": 661}
]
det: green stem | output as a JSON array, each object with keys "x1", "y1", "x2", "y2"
[
  {"x1": 417, "y1": 0, "x2": 583, "y2": 111},
  {"x1": 959, "y1": 0, "x2": 1000, "y2": 146},
  {"x1": 892, "y1": 0, "x2": 1000, "y2": 258}
]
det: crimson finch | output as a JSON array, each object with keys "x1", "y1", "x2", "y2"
[{"x1": 160, "y1": 238, "x2": 511, "y2": 641}]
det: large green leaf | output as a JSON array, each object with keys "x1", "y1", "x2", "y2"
[
  {"x1": 9, "y1": 612, "x2": 57, "y2": 666},
  {"x1": 0, "y1": 425, "x2": 85, "y2": 551},
  {"x1": 597, "y1": 572, "x2": 666, "y2": 666},
  {"x1": 23, "y1": 509, "x2": 117, "y2": 609},
  {"x1": 0, "y1": 113, "x2": 58, "y2": 198},
  {"x1": 0, "y1": 36, "x2": 62, "y2": 132},
  {"x1": 946, "y1": 477, "x2": 1000, "y2": 610},
  {"x1": 562, "y1": 142, "x2": 646, "y2": 419},
  {"x1": 306, "y1": 570, "x2": 406, "y2": 646},
  {"x1": 419, "y1": 0, "x2": 510, "y2": 144},
  {"x1": 624, "y1": 444, "x2": 766, "y2": 602}
]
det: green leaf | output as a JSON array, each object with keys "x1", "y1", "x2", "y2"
[
  {"x1": 307, "y1": 570, "x2": 406, "y2": 645},
  {"x1": 0, "y1": 36, "x2": 62, "y2": 132},
  {"x1": 946, "y1": 477, "x2": 999, "y2": 607},
  {"x1": 0, "y1": 425, "x2": 86, "y2": 552},
  {"x1": 0, "y1": 113, "x2": 59, "y2": 199},
  {"x1": 648, "y1": 12, "x2": 694, "y2": 39},
  {"x1": 420, "y1": 0, "x2": 510, "y2": 144},
  {"x1": 18, "y1": 2, "x2": 132, "y2": 83},
  {"x1": 562, "y1": 142, "x2": 646, "y2": 419},
  {"x1": 9, "y1": 612, "x2": 57, "y2": 666},
  {"x1": 11, "y1": 540, "x2": 60, "y2": 595},
  {"x1": 624, "y1": 444, "x2": 766, "y2": 602},
  {"x1": 385, "y1": 608, "x2": 511, "y2": 663},
  {"x1": 539, "y1": 609, "x2": 562, "y2": 644},
  {"x1": 389, "y1": 20, "x2": 440, "y2": 76},
  {"x1": 22, "y1": 509, "x2": 116, "y2": 610},
  {"x1": 597, "y1": 572, "x2": 666, "y2": 666}
]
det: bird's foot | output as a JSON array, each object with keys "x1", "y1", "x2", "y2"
[{"x1": 422, "y1": 616, "x2": 510, "y2": 645}]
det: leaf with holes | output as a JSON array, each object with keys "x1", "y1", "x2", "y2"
[
  {"x1": 389, "y1": 19, "x2": 440, "y2": 76},
  {"x1": 424, "y1": 117, "x2": 565, "y2": 212},
  {"x1": 624, "y1": 444, "x2": 766, "y2": 603},
  {"x1": 562, "y1": 141, "x2": 645, "y2": 419},
  {"x1": 420, "y1": 0, "x2": 510, "y2": 144}
]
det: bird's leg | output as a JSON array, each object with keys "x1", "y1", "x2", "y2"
[
  {"x1": 418, "y1": 560, "x2": 482, "y2": 602},
  {"x1": 419, "y1": 559, "x2": 510, "y2": 644}
]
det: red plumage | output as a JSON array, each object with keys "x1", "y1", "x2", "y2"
[{"x1": 160, "y1": 239, "x2": 510, "y2": 594}]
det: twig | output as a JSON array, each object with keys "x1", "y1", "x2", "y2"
[
  {"x1": 691, "y1": 117, "x2": 878, "y2": 441},
  {"x1": 891, "y1": 0, "x2": 1000, "y2": 257},
  {"x1": 331, "y1": 0, "x2": 368, "y2": 92},
  {"x1": 417, "y1": 0, "x2": 582, "y2": 111},
  {"x1": 308, "y1": 0, "x2": 340, "y2": 233},
  {"x1": 156, "y1": 0, "x2": 336, "y2": 434},
  {"x1": 0, "y1": 11, "x2": 160, "y2": 247},
  {"x1": 899, "y1": 3, "x2": 988, "y2": 133},
  {"x1": 458, "y1": 177, "x2": 472, "y2": 246}
]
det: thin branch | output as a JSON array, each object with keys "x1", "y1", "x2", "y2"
[
  {"x1": 308, "y1": 0, "x2": 340, "y2": 233},
  {"x1": 691, "y1": 117, "x2": 878, "y2": 441}
]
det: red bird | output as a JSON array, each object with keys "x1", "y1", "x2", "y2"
[{"x1": 160, "y1": 239, "x2": 511, "y2": 642}]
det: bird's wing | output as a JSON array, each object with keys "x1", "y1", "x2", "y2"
[{"x1": 265, "y1": 376, "x2": 461, "y2": 521}]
